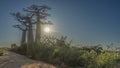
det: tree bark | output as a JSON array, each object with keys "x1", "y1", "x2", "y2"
[
  {"x1": 27, "y1": 20, "x2": 33, "y2": 44},
  {"x1": 35, "y1": 14, "x2": 41, "y2": 45},
  {"x1": 27, "y1": 19, "x2": 34, "y2": 57},
  {"x1": 21, "y1": 30, "x2": 26, "y2": 45}
]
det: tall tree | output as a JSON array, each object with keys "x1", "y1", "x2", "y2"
[
  {"x1": 13, "y1": 25, "x2": 27, "y2": 46},
  {"x1": 23, "y1": 16, "x2": 34, "y2": 45},
  {"x1": 11, "y1": 12, "x2": 34, "y2": 57},
  {"x1": 24, "y1": 5, "x2": 51, "y2": 45},
  {"x1": 11, "y1": 12, "x2": 28, "y2": 46},
  {"x1": 12, "y1": 12, "x2": 33, "y2": 44}
]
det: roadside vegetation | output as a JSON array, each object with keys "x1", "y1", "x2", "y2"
[
  {"x1": 0, "y1": 48, "x2": 5, "y2": 56},
  {"x1": 11, "y1": 36, "x2": 120, "y2": 68}
]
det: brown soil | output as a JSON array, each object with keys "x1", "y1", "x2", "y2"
[{"x1": 0, "y1": 51, "x2": 56, "y2": 68}]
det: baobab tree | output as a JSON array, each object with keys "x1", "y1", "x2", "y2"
[
  {"x1": 23, "y1": 5, "x2": 51, "y2": 45},
  {"x1": 23, "y1": 16, "x2": 34, "y2": 46},
  {"x1": 11, "y1": 12, "x2": 28, "y2": 46},
  {"x1": 11, "y1": 12, "x2": 34, "y2": 45},
  {"x1": 13, "y1": 25, "x2": 27, "y2": 46},
  {"x1": 11, "y1": 5, "x2": 53, "y2": 58},
  {"x1": 11, "y1": 12, "x2": 34, "y2": 57}
]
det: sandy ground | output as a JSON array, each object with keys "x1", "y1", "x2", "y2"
[{"x1": 0, "y1": 51, "x2": 56, "y2": 68}]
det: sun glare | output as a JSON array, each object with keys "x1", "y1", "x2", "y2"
[{"x1": 44, "y1": 27, "x2": 50, "y2": 33}]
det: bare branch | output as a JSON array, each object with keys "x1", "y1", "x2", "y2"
[{"x1": 13, "y1": 25, "x2": 24, "y2": 31}]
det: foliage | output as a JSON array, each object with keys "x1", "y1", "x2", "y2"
[
  {"x1": 11, "y1": 37, "x2": 120, "y2": 68},
  {"x1": 10, "y1": 43, "x2": 19, "y2": 52},
  {"x1": 10, "y1": 43, "x2": 27, "y2": 55},
  {"x1": 0, "y1": 48, "x2": 4, "y2": 56},
  {"x1": 95, "y1": 51, "x2": 118, "y2": 68}
]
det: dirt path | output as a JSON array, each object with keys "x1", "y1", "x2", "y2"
[{"x1": 0, "y1": 51, "x2": 56, "y2": 68}]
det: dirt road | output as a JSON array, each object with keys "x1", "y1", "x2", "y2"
[{"x1": 0, "y1": 51, "x2": 56, "y2": 68}]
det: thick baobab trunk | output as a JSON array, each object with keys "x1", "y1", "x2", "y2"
[
  {"x1": 35, "y1": 15, "x2": 41, "y2": 45},
  {"x1": 27, "y1": 20, "x2": 34, "y2": 57},
  {"x1": 21, "y1": 30, "x2": 26, "y2": 46},
  {"x1": 27, "y1": 22, "x2": 33, "y2": 44}
]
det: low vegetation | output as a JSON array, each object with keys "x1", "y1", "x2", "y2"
[
  {"x1": 11, "y1": 36, "x2": 120, "y2": 68},
  {"x1": 0, "y1": 48, "x2": 5, "y2": 56}
]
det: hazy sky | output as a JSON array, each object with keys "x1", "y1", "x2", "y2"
[{"x1": 0, "y1": 0, "x2": 120, "y2": 47}]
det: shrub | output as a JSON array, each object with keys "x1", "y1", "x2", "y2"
[
  {"x1": 19, "y1": 43, "x2": 27, "y2": 55},
  {"x1": 10, "y1": 37, "x2": 120, "y2": 68},
  {"x1": 0, "y1": 48, "x2": 4, "y2": 56},
  {"x1": 96, "y1": 51, "x2": 118, "y2": 68},
  {"x1": 10, "y1": 43, "x2": 19, "y2": 52}
]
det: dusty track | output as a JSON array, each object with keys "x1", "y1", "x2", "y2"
[{"x1": 0, "y1": 51, "x2": 56, "y2": 68}]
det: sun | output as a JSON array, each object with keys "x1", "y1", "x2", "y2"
[{"x1": 44, "y1": 27, "x2": 50, "y2": 33}]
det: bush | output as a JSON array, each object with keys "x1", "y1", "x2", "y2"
[
  {"x1": 52, "y1": 46, "x2": 85, "y2": 66},
  {"x1": 19, "y1": 43, "x2": 27, "y2": 55},
  {"x1": 0, "y1": 48, "x2": 4, "y2": 56},
  {"x1": 95, "y1": 51, "x2": 118, "y2": 68},
  {"x1": 10, "y1": 43, "x2": 19, "y2": 52},
  {"x1": 10, "y1": 43, "x2": 27, "y2": 55},
  {"x1": 10, "y1": 37, "x2": 120, "y2": 68},
  {"x1": 34, "y1": 44, "x2": 54, "y2": 61}
]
